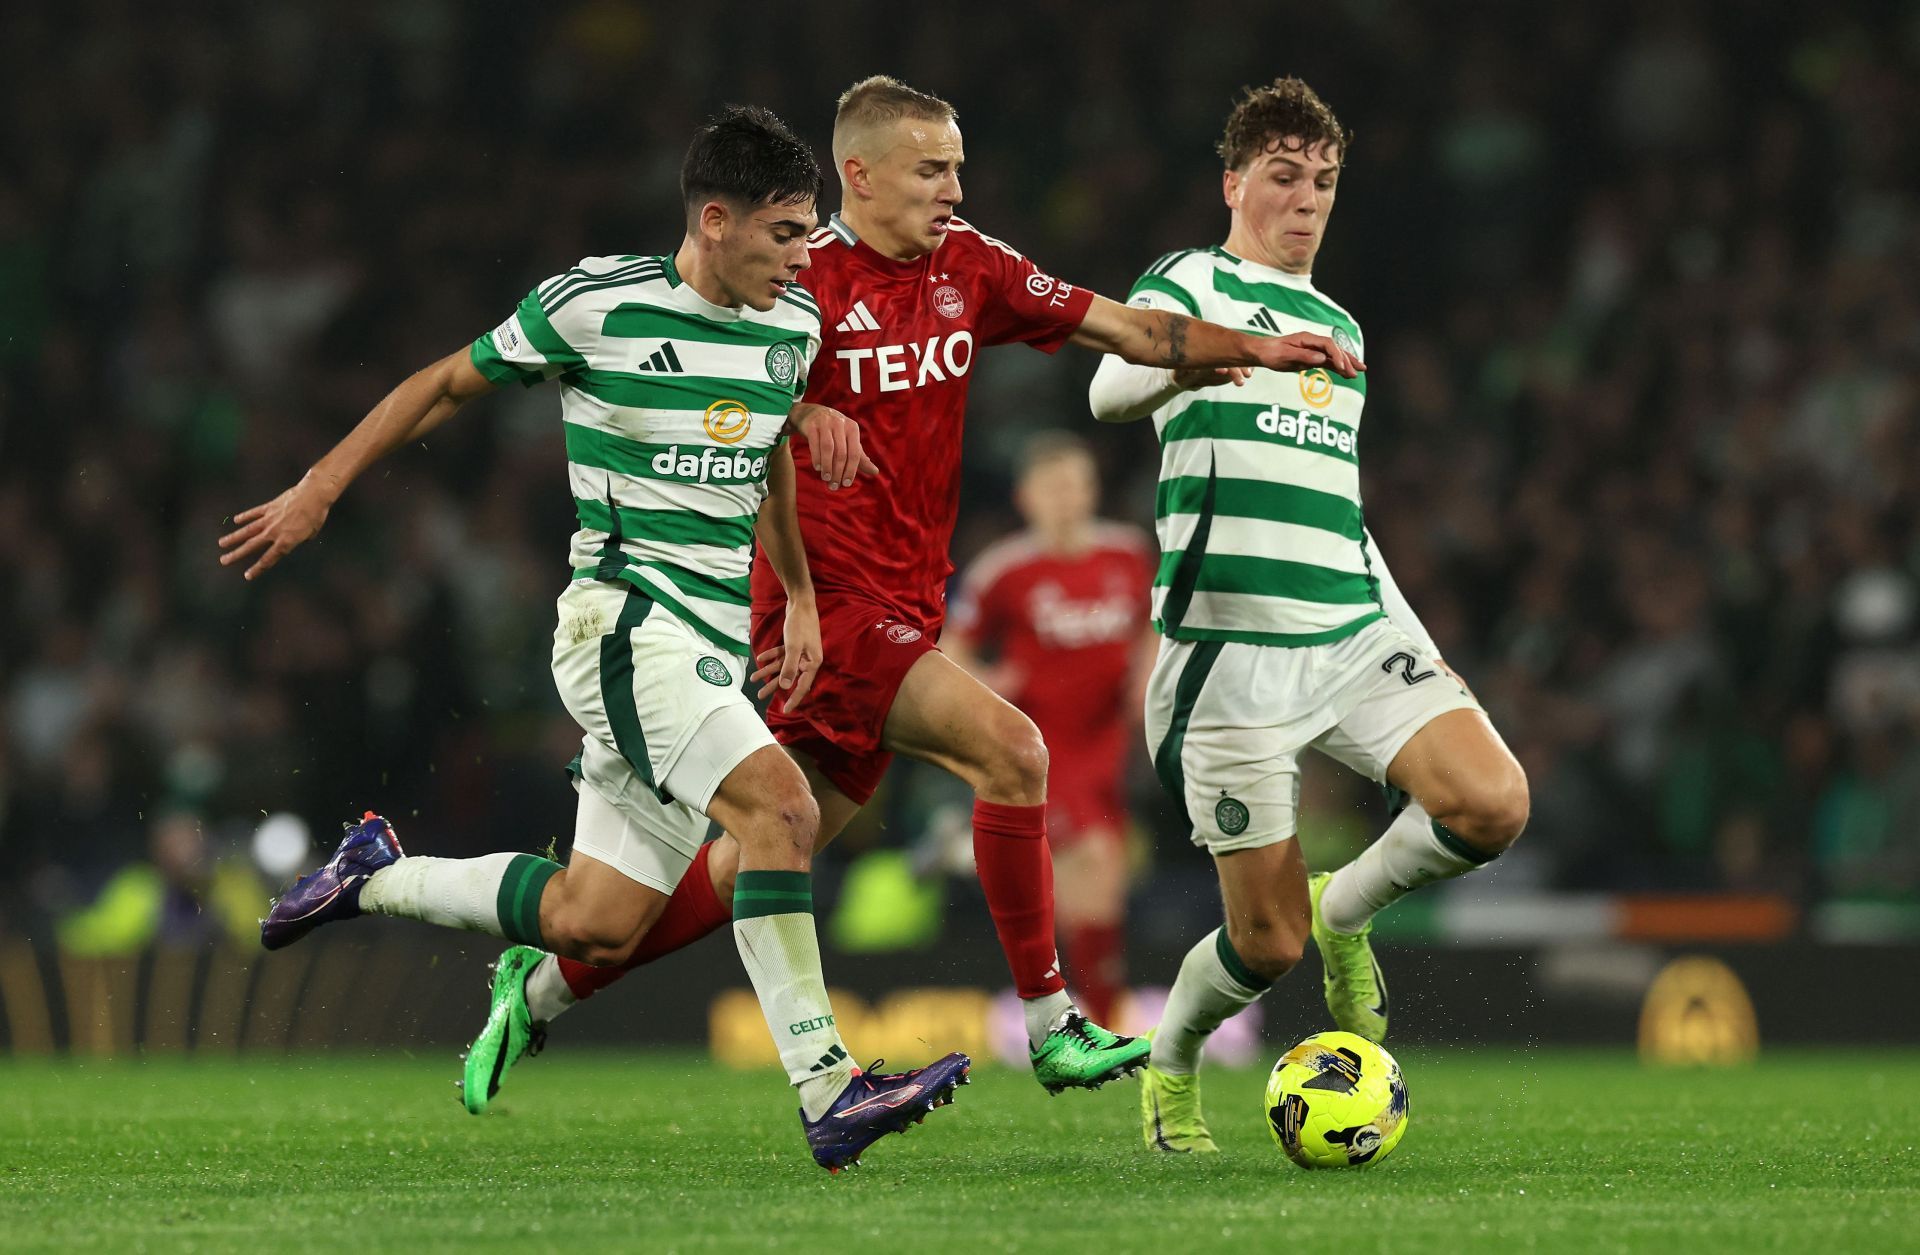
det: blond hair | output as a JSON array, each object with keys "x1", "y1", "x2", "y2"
[{"x1": 832, "y1": 75, "x2": 957, "y2": 165}]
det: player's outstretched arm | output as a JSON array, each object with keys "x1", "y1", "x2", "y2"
[
  {"x1": 1070, "y1": 295, "x2": 1363, "y2": 378},
  {"x1": 217, "y1": 349, "x2": 496, "y2": 580},
  {"x1": 751, "y1": 441, "x2": 822, "y2": 710}
]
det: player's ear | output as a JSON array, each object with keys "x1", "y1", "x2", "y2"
[
  {"x1": 841, "y1": 155, "x2": 871, "y2": 202},
  {"x1": 1223, "y1": 168, "x2": 1242, "y2": 212},
  {"x1": 698, "y1": 199, "x2": 730, "y2": 244}
]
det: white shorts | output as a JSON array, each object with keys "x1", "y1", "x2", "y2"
[
  {"x1": 551, "y1": 579, "x2": 774, "y2": 893},
  {"x1": 1143, "y1": 619, "x2": 1481, "y2": 853}
]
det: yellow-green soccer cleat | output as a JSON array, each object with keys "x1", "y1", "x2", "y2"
[
  {"x1": 458, "y1": 945, "x2": 547, "y2": 1115},
  {"x1": 1138, "y1": 1033, "x2": 1217, "y2": 1154},
  {"x1": 1028, "y1": 1011, "x2": 1152, "y2": 1094},
  {"x1": 1309, "y1": 871, "x2": 1388, "y2": 1041}
]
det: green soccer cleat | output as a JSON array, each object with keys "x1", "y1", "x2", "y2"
[
  {"x1": 1028, "y1": 1010, "x2": 1152, "y2": 1094},
  {"x1": 458, "y1": 945, "x2": 547, "y2": 1115},
  {"x1": 1309, "y1": 871, "x2": 1388, "y2": 1041},
  {"x1": 1139, "y1": 1035, "x2": 1217, "y2": 1154}
]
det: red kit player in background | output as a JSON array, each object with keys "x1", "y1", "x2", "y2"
[
  {"x1": 947, "y1": 433, "x2": 1156, "y2": 1029},
  {"x1": 463, "y1": 76, "x2": 1361, "y2": 1108}
]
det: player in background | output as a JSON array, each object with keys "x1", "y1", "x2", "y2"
[
  {"x1": 217, "y1": 106, "x2": 968, "y2": 1174},
  {"x1": 944, "y1": 432, "x2": 1156, "y2": 1029},
  {"x1": 470, "y1": 75, "x2": 1363, "y2": 1103},
  {"x1": 1087, "y1": 79, "x2": 1528, "y2": 1153}
]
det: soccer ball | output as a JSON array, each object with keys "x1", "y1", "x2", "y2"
[{"x1": 1264, "y1": 1031, "x2": 1409, "y2": 1168}]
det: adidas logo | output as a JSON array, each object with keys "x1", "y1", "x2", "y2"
[
  {"x1": 635, "y1": 342, "x2": 685, "y2": 373},
  {"x1": 807, "y1": 1043, "x2": 850, "y2": 1073},
  {"x1": 834, "y1": 300, "x2": 882, "y2": 333},
  {"x1": 1247, "y1": 307, "x2": 1282, "y2": 333}
]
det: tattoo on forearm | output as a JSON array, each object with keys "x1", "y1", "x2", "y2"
[{"x1": 1162, "y1": 313, "x2": 1190, "y2": 366}]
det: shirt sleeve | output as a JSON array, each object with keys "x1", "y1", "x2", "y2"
[
  {"x1": 1365, "y1": 527, "x2": 1440, "y2": 659},
  {"x1": 1088, "y1": 288, "x2": 1197, "y2": 422},
  {"x1": 469, "y1": 279, "x2": 591, "y2": 389},
  {"x1": 948, "y1": 558, "x2": 1006, "y2": 646},
  {"x1": 969, "y1": 227, "x2": 1096, "y2": 352}
]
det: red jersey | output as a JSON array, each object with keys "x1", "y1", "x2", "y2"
[
  {"x1": 749, "y1": 214, "x2": 1096, "y2": 626},
  {"x1": 949, "y1": 523, "x2": 1155, "y2": 754}
]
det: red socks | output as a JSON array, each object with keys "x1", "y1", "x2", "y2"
[
  {"x1": 971, "y1": 800, "x2": 1067, "y2": 999},
  {"x1": 558, "y1": 841, "x2": 731, "y2": 1000},
  {"x1": 1064, "y1": 921, "x2": 1125, "y2": 1028}
]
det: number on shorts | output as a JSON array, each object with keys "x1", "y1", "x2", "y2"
[{"x1": 1381, "y1": 652, "x2": 1436, "y2": 686}]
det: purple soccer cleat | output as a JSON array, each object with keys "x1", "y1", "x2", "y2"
[
  {"x1": 260, "y1": 811, "x2": 403, "y2": 951},
  {"x1": 803, "y1": 1052, "x2": 972, "y2": 1174}
]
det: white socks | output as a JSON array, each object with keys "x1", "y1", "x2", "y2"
[
  {"x1": 1023, "y1": 989, "x2": 1075, "y2": 1048},
  {"x1": 522, "y1": 953, "x2": 577, "y2": 1024},
  {"x1": 731, "y1": 871, "x2": 854, "y2": 1120},
  {"x1": 360, "y1": 852, "x2": 521, "y2": 936},
  {"x1": 1319, "y1": 802, "x2": 1494, "y2": 934},
  {"x1": 1149, "y1": 928, "x2": 1270, "y2": 1075}
]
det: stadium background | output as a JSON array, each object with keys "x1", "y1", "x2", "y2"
[{"x1": 1, "y1": 0, "x2": 1917, "y2": 1063}]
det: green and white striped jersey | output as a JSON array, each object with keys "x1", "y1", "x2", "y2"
[
  {"x1": 1128, "y1": 247, "x2": 1380, "y2": 647},
  {"x1": 470, "y1": 253, "x2": 821, "y2": 656}
]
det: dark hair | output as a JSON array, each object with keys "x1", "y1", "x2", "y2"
[
  {"x1": 681, "y1": 104, "x2": 823, "y2": 220},
  {"x1": 1217, "y1": 77, "x2": 1351, "y2": 170}
]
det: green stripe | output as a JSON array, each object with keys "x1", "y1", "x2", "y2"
[
  {"x1": 733, "y1": 870, "x2": 814, "y2": 920},
  {"x1": 1158, "y1": 613, "x2": 1385, "y2": 648},
  {"x1": 779, "y1": 286, "x2": 821, "y2": 315},
  {"x1": 575, "y1": 497, "x2": 755, "y2": 551},
  {"x1": 572, "y1": 368, "x2": 797, "y2": 412},
  {"x1": 1431, "y1": 820, "x2": 1500, "y2": 866},
  {"x1": 564, "y1": 423, "x2": 774, "y2": 482},
  {"x1": 1127, "y1": 273, "x2": 1201, "y2": 316},
  {"x1": 1152, "y1": 552, "x2": 1380, "y2": 605},
  {"x1": 638, "y1": 559, "x2": 749, "y2": 604},
  {"x1": 495, "y1": 854, "x2": 561, "y2": 947},
  {"x1": 1156, "y1": 475, "x2": 1363, "y2": 539},
  {"x1": 539, "y1": 257, "x2": 650, "y2": 304},
  {"x1": 469, "y1": 335, "x2": 543, "y2": 389},
  {"x1": 1147, "y1": 248, "x2": 1200, "y2": 277},
  {"x1": 546, "y1": 264, "x2": 666, "y2": 315},
  {"x1": 1162, "y1": 401, "x2": 1359, "y2": 464},
  {"x1": 1157, "y1": 457, "x2": 1215, "y2": 633},
  {"x1": 602, "y1": 305, "x2": 810, "y2": 347},
  {"x1": 1152, "y1": 639, "x2": 1222, "y2": 832},
  {"x1": 1214, "y1": 927, "x2": 1272, "y2": 993},
  {"x1": 598, "y1": 589, "x2": 663, "y2": 800},
  {"x1": 573, "y1": 569, "x2": 751, "y2": 656},
  {"x1": 515, "y1": 294, "x2": 588, "y2": 372},
  {"x1": 1210, "y1": 267, "x2": 1360, "y2": 338}
]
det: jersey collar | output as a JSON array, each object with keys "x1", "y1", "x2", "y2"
[{"x1": 1213, "y1": 245, "x2": 1315, "y2": 290}]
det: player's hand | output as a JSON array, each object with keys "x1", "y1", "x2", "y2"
[
  {"x1": 217, "y1": 475, "x2": 334, "y2": 580},
  {"x1": 753, "y1": 598, "x2": 823, "y2": 710},
  {"x1": 790, "y1": 403, "x2": 880, "y2": 491},
  {"x1": 1171, "y1": 365, "x2": 1253, "y2": 391},
  {"x1": 1251, "y1": 331, "x2": 1364, "y2": 379}
]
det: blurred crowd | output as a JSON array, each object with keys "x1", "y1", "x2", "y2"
[{"x1": 2, "y1": 0, "x2": 1916, "y2": 941}]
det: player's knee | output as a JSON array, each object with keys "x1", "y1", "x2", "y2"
[
  {"x1": 1236, "y1": 917, "x2": 1307, "y2": 981},
  {"x1": 1439, "y1": 765, "x2": 1531, "y2": 854},
  {"x1": 739, "y1": 781, "x2": 819, "y2": 867},
  {"x1": 981, "y1": 709, "x2": 1049, "y2": 800}
]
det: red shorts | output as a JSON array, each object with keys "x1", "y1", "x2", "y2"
[
  {"x1": 751, "y1": 593, "x2": 940, "y2": 805},
  {"x1": 1043, "y1": 748, "x2": 1130, "y2": 846}
]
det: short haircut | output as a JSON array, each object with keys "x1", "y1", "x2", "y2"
[
  {"x1": 1016, "y1": 429, "x2": 1095, "y2": 478},
  {"x1": 832, "y1": 75, "x2": 957, "y2": 164},
  {"x1": 1217, "y1": 77, "x2": 1351, "y2": 170},
  {"x1": 681, "y1": 104, "x2": 823, "y2": 222}
]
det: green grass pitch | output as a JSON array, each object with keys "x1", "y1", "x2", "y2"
[{"x1": 2, "y1": 1050, "x2": 1915, "y2": 1253}]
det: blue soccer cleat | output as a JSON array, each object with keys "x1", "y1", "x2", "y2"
[
  {"x1": 260, "y1": 811, "x2": 403, "y2": 951},
  {"x1": 803, "y1": 1052, "x2": 971, "y2": 1174}
]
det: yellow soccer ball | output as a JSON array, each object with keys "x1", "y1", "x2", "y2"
[{"x1": 1264, "y1": 1031, "x2": 1409, "y2": 1168}]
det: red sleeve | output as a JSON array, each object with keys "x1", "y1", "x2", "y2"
[{"x1": 962, "y1": 224, "x2": 1096, "y2": 352}]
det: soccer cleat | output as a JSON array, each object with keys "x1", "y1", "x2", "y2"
[
  {"x1": 1028, "y1": 1010, "x2": 1151, "y2": 1094},
  {"x1": 1139, "y1": 1034, "x2": 1217, "y2": 1154},
  {"x1": 460, "y1": 945, "x2": 548, "y2": 1115},
  {"x1": 803, "y1": 1052, "x2": 971, "y2": 1174},
  {"x1": 1309, "y1": 871, "x2": 1388, "y2": 1041},
  {"x1": 259, "y1": 812, "x2": 402, "y2": 951}
]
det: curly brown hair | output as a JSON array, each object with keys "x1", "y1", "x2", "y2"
[{"x1": 1216, "y1": 77, "x2": 1350, "y2": 170}]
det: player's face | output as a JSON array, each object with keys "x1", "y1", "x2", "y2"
[
  {"x1": 1226, "y1": 139, "x2": 1340, "y2": 275},
  {"x1": 714, "y1": 199, "x2": 819, "y2": 311},
  {"x1": 857, "y1": 116, "x2": 964, "y2": 257},
  {"x1": 1016, "y1": 453, "x2": 1098, "y2": 533}
]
